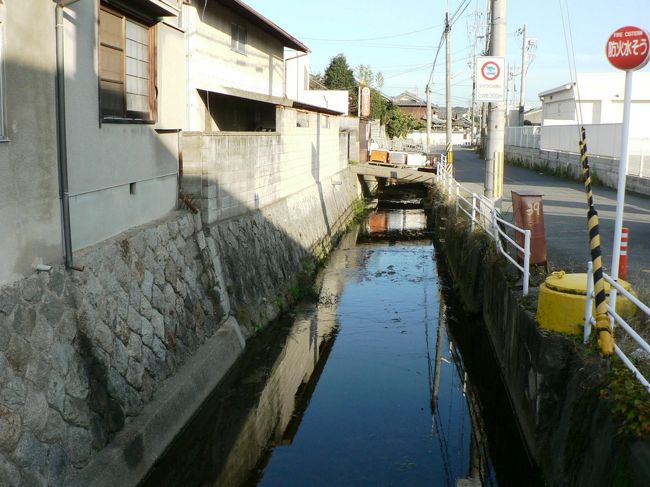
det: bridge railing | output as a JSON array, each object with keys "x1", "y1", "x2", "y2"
[
  {"x1": 435, "y1": 158, "x2": 532, "y2": 296},
  {"x1": 584, "y1": 261, "x2": 650, "y2": 395}
]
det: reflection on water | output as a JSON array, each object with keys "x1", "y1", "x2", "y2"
[
  {"x1": 365, "y1": 209, "x2": 428, "y2": 236},
  {"x1": 143, "y1": 194, "x2": 540, "y2": 487}
]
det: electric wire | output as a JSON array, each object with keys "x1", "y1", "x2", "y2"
[{"x1": 300, "y1": 23, "x2": 444, "y2": 42}]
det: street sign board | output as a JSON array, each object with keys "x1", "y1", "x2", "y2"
[
  {"x1": 360, "y1": 86, "x2": 371, "y2": 118},
  {"x1": 606, "y1": 26, "x2": 650, "y2": 71},
  {"x1": 476, "y1": 56, "x2": 505, "y2": 102}
]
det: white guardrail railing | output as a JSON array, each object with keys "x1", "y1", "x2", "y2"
[
  {"x1": 435, "y1": 157, "x2": 532, "y2": 296},
  {"x1": 584, "y1": 261, "x2": 650, "y2": 395}
]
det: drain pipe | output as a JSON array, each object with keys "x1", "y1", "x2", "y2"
[{"x1": 54, "y1": 0, "x2": 82, "y2": 270}]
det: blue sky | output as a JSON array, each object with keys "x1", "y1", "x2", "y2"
[{"x1": 245, "y1": 0, "x2": 650, "y2": 108}]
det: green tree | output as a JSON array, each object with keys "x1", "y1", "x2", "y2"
[
  {"x1": 323, "y1": 54, "x2": 356, "y2": 90},
  {"x1": 384, "y1": 102, "x2": 424, "y2": 139},
  {"x1": 356, "y1": 64, "x2": 384, "y2": 90},
  {"x1": 322, "y1": 54, "x2": 357, "y2": 114},
  {"x1": 369, "y1": 88, "x2": 388, "y2": 122}
]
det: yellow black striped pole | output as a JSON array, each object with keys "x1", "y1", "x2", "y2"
[
  {"x1": 580, "y1": 126, "x2": 614, "y2": 357},
  {"x1": 446, "y1": 143, "x2": 454, "y2": 164}
]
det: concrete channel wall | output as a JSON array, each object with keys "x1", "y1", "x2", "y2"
[
  {"x1": 428, "y1": 191, "x2": 650, "y2": 486},
  {"x1": 0, "y1": 168, "x2": 361, "y2": 486},
  {"x1": 505, "y1": 145, "x2": 650, "y2": 197}
]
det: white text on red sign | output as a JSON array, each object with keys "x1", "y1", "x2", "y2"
[{"x1": 607, "y1": 38, "x2": 648, "y2": 58}]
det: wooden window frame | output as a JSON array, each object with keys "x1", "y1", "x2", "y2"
[{"x1": 98, "y1": 3, "x2": 157, "y2": 124}]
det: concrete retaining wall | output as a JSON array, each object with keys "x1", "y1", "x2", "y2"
[
  {"x1": 505, "y1": 145, "x2": 650, "y2": 197},
  {"x1": 429, "y1": 192, "x2": 650, "y2": 486},
  {"x1": 0, "y1": 167, "x2": 361, "y2": 486}
]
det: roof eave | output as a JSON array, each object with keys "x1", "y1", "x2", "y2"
[
  {"x1": 216, "y1": 0, "x2": 310, "y2": 52},
  {"x1": 538, "y1": 82, "x2": 575, "y2": 99}
]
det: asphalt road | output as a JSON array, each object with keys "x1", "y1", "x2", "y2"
[{"x1": 450, "y1": 147, "x2": 650, "y2": 289}]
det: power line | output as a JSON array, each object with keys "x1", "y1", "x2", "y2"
[{"x1": 299, "y1": 23, "x2": 445, "y2": 42}]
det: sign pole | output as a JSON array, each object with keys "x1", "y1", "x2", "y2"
[
  {"x1": 605, "y1": 25, "x2": 650, "y2": 314},
  {"x1": 609, "y1": 69, "x2": 634, "y2": 311}
]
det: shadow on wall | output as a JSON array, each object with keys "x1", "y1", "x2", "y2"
[
  {"x1": 0, "y1": 6, "x2": 361, "y2": 487},
  {"x1": 140, "y1": 229, "x2": 359, "y2": 486}
]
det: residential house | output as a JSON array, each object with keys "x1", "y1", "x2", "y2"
[
  {"x1": 284, "y1": 50, "x2": 349, "y2": 115},
  {"x1": 539, "y1": 72, "x2": 650, "y2": 135},
  {"x1": 392, "y1": 91, "x2": 437, "y2": 121},
  {"x1": 184, "y1": 0, "x2": 306, "y2": 132},
  {"x1": 181, "y1": 0, "x2": 351, "y2": 223},
  {"x1": 0, "y1": 0, "x2": 185, "y2": 286},
  {"x1": 65, "y1": 0, "x2": 185, "y2": 250},
  {"x1": 0, "y1": 0, "x2": 61, "y2": 286}
]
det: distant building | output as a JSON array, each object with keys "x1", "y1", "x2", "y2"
[
  {"x1": 538, "y1": 73, "x2": 650, "y2": 135},
  {"x1": 391, "y1": 91, "x2": 438, "y2": 121},
  {"x1": 524, "y1": 107, "x2": 542, "y2": 125}
]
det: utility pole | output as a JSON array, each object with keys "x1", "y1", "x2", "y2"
[
  {"x1": 484, "y1": 0, "x2": 507, "y2": 204},
  {"x1": 426, "y1": 85, "x2": 431, "y2": 152},
  {"x1": 445, "y1": 7, "x2": 453, "y2": 163},
  {"x1": 479, "y1": 1, "x2": 491, "y2": 154},
  {"x1": 470, "y1": 40, "x2": 477, "y2": 145},
  {"x1": 518, "y1": 23, "x2": 528, "y2": 126}
]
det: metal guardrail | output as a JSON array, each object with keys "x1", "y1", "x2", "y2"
[
  {"x1": 584, "y1": 261, "x2": 650, "y2": 395},
  {"x1": 435, "y1": 158, "x2": 532, "y2": 296}
]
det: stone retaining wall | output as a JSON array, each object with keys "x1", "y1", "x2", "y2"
[{"x1": 0, "y1": 168, "x2": 361, "y2": 486}]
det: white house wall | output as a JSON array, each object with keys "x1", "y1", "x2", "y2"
[
  {"x1": 0, "y1": 1, "x2": 62, "y2": 285},
  {"x1": 64, "y1": 2, "x2": 184, "y2": 251},
  {"x1": 284, "y1": 51, "x2": 349, "y2": 115},
  {"x1": 185, "y1": 2, "x2": 285, "y2": 131},
  {"x1": 541, "y1": 73, "x2": 650, "y2": 137}
]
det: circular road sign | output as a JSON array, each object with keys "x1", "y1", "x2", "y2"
[
  {"x1": 606, "y1": 26, "x2": 650, "y2": 71},
  {"x1": 481, "y1": 61, "x2": 501, "y2": 81}
]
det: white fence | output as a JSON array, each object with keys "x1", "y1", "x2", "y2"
[
  {"x1": 584, "y1": 261, "x2": 650, "y2": 395},
  {"x1": 505, "y1": 126, "x2": 541, "y2": 149},
  {"x1": 505, "y1": 124, "x2": 650, "y2": 178},
  {"x1": 435, "y1": 159, "x2": 532, "y2": 296}
]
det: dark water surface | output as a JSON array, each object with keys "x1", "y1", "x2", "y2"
[{"x1": 143, "y1": 189, "x2": 542, "y2": 487}]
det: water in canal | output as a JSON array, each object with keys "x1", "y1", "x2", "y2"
[{"x1": 144, "y1": 185, "x2": 542, "y2": 487}]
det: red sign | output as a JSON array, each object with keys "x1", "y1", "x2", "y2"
[
  {"x1": 606, "y1": 26, "x2": 650, "y2": 71},
  {"x1": 481, "y1": 61, "x2": 500, "y2": 81},
  {"x1": 360, "y1": 86, "x2": 371, "y2": 118}
]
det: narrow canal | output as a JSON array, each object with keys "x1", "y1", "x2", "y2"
[{"x1": 143, "y1": 185, "x2": 543, "y2": 487}]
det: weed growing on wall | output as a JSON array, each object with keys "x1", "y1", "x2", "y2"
[{"x1": 603, "y1": 364, "x2": 650, "y2": 439}]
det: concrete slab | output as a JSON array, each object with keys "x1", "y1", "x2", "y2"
[{"x1": 351, "y1": 163, "x2": 435, "y2": 185}]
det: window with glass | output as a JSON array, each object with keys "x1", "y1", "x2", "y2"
[
  {"x1": 99, "y1": 5, "x2": 156, "y2": 122},
  {"x1": 231, "y1": 23, "x2": 247, "y2": 54}
]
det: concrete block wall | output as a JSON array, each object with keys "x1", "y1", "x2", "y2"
[
  {"x1": 505, "y1": 145, "x2": 650, "y2": 197},
  {"x1": 183, "y1": 108, "x2": 348, "y2": 224}
]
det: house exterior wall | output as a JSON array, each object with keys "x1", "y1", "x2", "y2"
[
  {"x1": 398, "y1": 105, "x2": 427, "y2": 120},
  {"x1": 0, "y1": 0, "x2": 62, "y2": 286},
  {"x1": 185, "y1": 2, "x2": 285, "y2": 131},
  {"x1": 63, "y1": 2, "x2": 184, "y2": 251},
  {"x1": 284, "y1": 52, "x2": 349, "y2": 115},
  {"x1": 183, "y1": 107, "x2": 346, "y2": 223},
  {"x1": 540, "y1": 73, "x2": 650, "y2": 136}
]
